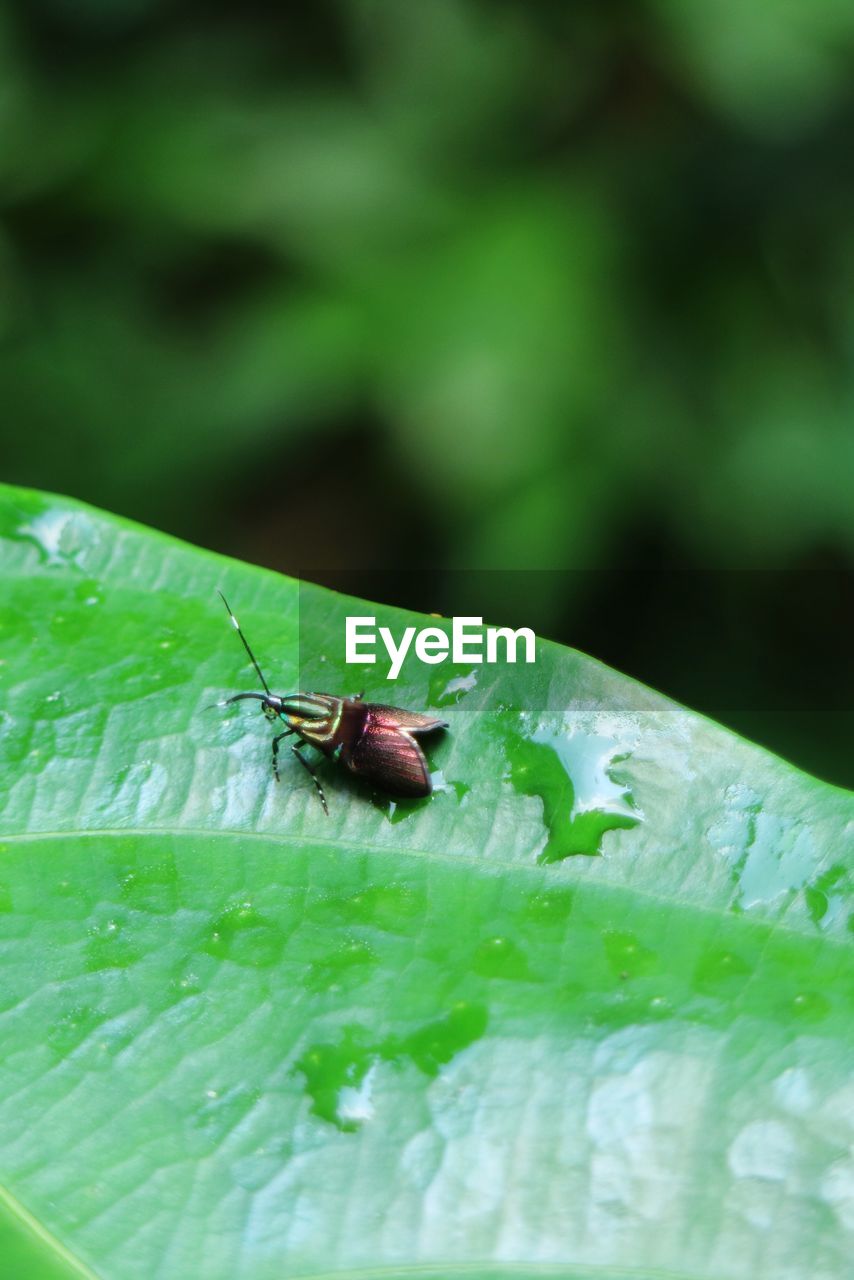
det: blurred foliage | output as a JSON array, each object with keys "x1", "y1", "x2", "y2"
[{"x1": 1, "y1": 0, "x2": 853, "y2": 779}]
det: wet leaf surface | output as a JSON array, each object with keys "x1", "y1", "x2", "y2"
[{"x1": 0, "y1": 485, "x2": 852, "y2": 1279}]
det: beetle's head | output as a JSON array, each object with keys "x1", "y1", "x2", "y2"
[
  {"x1": 214, "y1": 692, "x2": 332, "y2": 730},
  {"x1": 214, "y1": 592, "x2": 337, "y2": 731},
  {"x1": 214, "y1": 691, "x2": 282, "y2": 720}
]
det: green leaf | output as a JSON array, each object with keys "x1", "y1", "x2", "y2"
[{"x1": 0, "y1": 484, "x2": 852, "y2": 1280}]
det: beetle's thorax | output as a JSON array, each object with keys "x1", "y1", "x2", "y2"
[
  {"x1": 270, "y1": 692, "x2": 359, "y2": 752},
  {"x1": 267, "y1": 692, "x2": 337, "y2": 719}
]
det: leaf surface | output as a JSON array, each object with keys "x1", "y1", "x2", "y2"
[{"x1": 0, "y1": 485, "x2": 852, "y2": 1280}]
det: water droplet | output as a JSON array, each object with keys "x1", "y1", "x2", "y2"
[
  {"x1": 15, "y1": 508, "x2": 96, "y2": 569},
  {"x1": 74, "y1": 579, "x2": 103, "y2": 608},
  {"x1": 41, "y1": 690, "x2": 67, "y2": 720},
  {"x1": 522, "y1": 889, "x2": 574, "y2": 926},
  {"x1": 473, "y1": 935, "x2": 532, "y2": 981},
  {"x1": 46, "y1": 1005, "x2": 102, "y2": 1056},
  {"x1": 304, "y1": 938, "x2": 377, "y2": 992},
  {"x1": 204, "y1": 902, "x2": 286, "y2": 968},
  {"x1": 603, "y1": 929, "x2": 658, "y2": 978},
  {"x1": 791, "y1": 991, "x2": 830, "y2": 1022},
  {"x1": 386, "y1": 1002, "x2": 488, "y2": 1077},
  {"x1": 294, "y1": 1027, "x2": 375, "y2": 1133},
  {"x1": 709, "y1": 785, "x2": 821, "y2": 912},
  {"x1": 119, "y1": 857, "x2": 178, "y2": 914},
  {"x1": 294, "y1": 1003, "x2": 488, "y2": 1131},
  {"x1": 430, "y1": 666, "x2": 478, "y2": 707},
  {"x1": 694, "y1": 947, "x2": 751, "y2": 997},
  {"x1": 805, "y1": 864, "x2": 850, "y2": 931},
  {"x1": 504, "y1": 718, "x2": 640, "y2": 861},
  {"x1": 337, "y1": 1062, "x2": 377, "y2": 1125},
  {"x1": 85, "y1": 918, "x2": 141, "y2": 972},
  {"x1": 310, "y1": 883, "x2": 426, "y2": 935}
]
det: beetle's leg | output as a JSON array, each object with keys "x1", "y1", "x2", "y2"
[
  {"x1": 292, "y1": 743, "x2": 329, "y2": 816},
  {"x1": 271, "y1": 729, "x2": 295, "y2": 782}
]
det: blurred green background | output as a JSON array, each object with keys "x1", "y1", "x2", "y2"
[{"x1": 1, "y1": 0, "x2": 853, "y2": 784}]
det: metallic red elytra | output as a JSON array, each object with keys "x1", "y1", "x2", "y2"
[{"x1": 214, "y1": 592, "x2": 448, "y2": 814}]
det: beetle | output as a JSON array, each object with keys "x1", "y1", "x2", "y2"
[{"x1": 213, "y1": 592, "x2": 448, "y2": 814}]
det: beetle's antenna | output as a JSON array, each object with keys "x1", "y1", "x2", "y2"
[{"x1": 217, "y1": 590, "x2": 271, "y2": 696}]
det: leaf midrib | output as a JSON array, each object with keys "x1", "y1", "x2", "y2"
[
  {"x1": 0, "y1": 826, "x2": 843, "y2": 951},
  {"x1": 0, "y1": 1181, "x2": 102, "y2": 1280}
]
